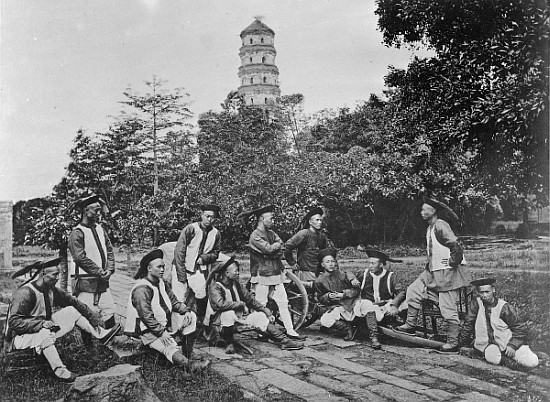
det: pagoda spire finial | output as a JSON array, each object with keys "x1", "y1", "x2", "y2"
[{"x1": 253, "y1": 15, "x2": 264, "y2": 21}]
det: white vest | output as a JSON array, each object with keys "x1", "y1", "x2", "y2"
[
  {"x1": 474, "y1": 298, "x2": 513, "y2": 351},
  {"x1": 75, "y1": 223, "x2": 108, "y2": 272},
  {"x1": 125, "y1": 279, "x2": 173, "y2": 336},
  {"x1": 185, "y1": 222, "x2": 218, "y2": 273},
  {"x1": 427, "y1": 220, "x2": 452, "y2": 272},
  {"x1": 360, "y1": 268, "x2": 393, "y2": 303}
]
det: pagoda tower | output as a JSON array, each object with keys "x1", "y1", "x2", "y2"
[{"x1": 238, "y1": 18, "x2": 281, "y2": 107}]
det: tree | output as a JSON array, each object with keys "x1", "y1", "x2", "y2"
[
  {"x1": 276, "y1": 94, "x2": 307, "y2": 154},
  {"x1": 376, "y1": 0, "x2": 549, "y2": 230},
  {"x1": 120, "y1": 76, "x2": 193, "y2": 195}
]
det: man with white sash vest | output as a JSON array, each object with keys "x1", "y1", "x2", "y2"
[
  {"x1": 458, "y1": 277, "x2": 538, "y2": 368},
  {"x1": 353, "y1": 249, "x2": 407, "y2": 350},
  {"x1": 203, "y1": 255, "x2": 303, "y2": 353},
  {"x1": 5, "y1": 258, "x2": 120, "y2": 382},
  {"x1": 68, "y1": 195, "x2": 118, "y2": 347},
  {"x1": 174, "y1": 204, "x2": 221, "y2": 324},
  {"x1": 396, "y1": 197, "x2": 470, "y2": 352},
  {"x1": 125, "y1": 249, "x2": 211, "y2": 372}
]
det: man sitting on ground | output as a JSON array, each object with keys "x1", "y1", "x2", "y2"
[
  {"x1": 204, "y1": 256, "x2": 303, "y2": 352},
  {"x1": 5, "y1": 258, "x2": 120, "y2": 382},
  {"x1": 125, "y1": 249, "x2": 210, "y2": 372},
  {"x1": 315, "y1": 248, "x2": 361, "y2": 341},
  {"x1": 458, "y1": 277, "x2": 538, "y2": 368},
  {"x1": 352, "y1": 248, "x2": 407, "y2": 350}
]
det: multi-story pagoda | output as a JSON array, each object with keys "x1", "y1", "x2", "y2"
[{"x1": 237, "y1": 18, "x2": 281, "y2": 107}]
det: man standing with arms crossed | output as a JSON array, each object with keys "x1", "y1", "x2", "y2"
[
  {"x1": 284, "y1": 206, "x2": 333, "y2": 289},
  {"x1": 68, "y1": 195, "x2": 118, "y2": 345},
  {"x1": 396, "y1": 197, "x2": 470, "y2": 352},
  {"x1": 248, "y1": 205, "x2": 305, "y2": 340},
  {"x1": 174, "y1": 204, "x2": 221, "y2": 324}
]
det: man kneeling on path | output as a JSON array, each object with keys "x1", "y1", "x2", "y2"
[
  {"x1": 315, "y1": 248, "x2": 361, "y2": 342},
  {"x1": 204, "y1": 256, "x2": 303, "y2": 352},
  {"x1": 352, "y1": 249, "x2": 407, "y2": 350},
  {"x1": 125, "y1": 249, "x2": 211, "y2": 372},
  {"x1": 458, "y1": 277, "x2": 538, "y2": 368},
  {"x1": 5, "y1": 258, "x2": 121, "y2": 382}
]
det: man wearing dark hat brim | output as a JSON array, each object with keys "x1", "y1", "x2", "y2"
[
  {"x1": 68, "y1": 194, "x2": 118, "y2": 347},
  {"x1": 351, "y1": 249, "x2": 407, "y2": 350},
  {"x1": 125, "y1": 249, "x2": 210, "y2": 372},
  {"x1": 315, "y1": 248, "x2": 361, "y2": 342},
  {"x1": 284, "y1": 206, "x2": 334, "y2": 288},
  {"x1": 396, "y1": 197, "x2": 470, "y2": 353},
  {"x1": 248, "y1": 205, "x2": 305, "y2": 340},
  {"x1": 203, "y1": 255, "x2": 303, "y2": 352},
  {"x1": 6, "y1": 258, "x2": 121, "y2": 382},
  {"x1": 174, "y1": 203, "x2": 221, "y2": 325},
  {"x1": 457, "y1": 278, "x2": 538, "y2": 368}
]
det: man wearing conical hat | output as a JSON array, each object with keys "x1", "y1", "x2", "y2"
[
  {"x1": 396, "y1": 197, "x2": 470, "y2": 352},
  {"x1": 458, "y1": 278, "x2": 538, "y2": 368},
  {"x1": 203, "y1": 255, "x2": 303, "y2": 352},
  {"x1": 284, "y1": 206, "x2": 334, "y2": 288},
  {"x1": 125, "y1": 249, "x2": 210, "y2": 372},
  {"x1": 5, "y1": 258, "x2": 120, "y2": 382}
]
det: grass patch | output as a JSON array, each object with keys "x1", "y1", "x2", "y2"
[{"x1": 0, "y1": 331, "x2": 248, "y2": 402}]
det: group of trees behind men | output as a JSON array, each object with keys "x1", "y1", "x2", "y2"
[{"x1": 14, "y1": 0, "x2": 549, "y2": 255}]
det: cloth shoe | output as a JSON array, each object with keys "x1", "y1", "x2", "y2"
[
  {"x1": 286, "y1": 329, "x2": 307, "y2": 340},
  {"x1": 54, "y1": 367, "x2": 77, "y2": 383},
  {"x1": 281, "y1": 338, "x2": 304, "y2": 350},
  {"x1": 344, "y1": 326, "x2": 358, "y2": 342}
]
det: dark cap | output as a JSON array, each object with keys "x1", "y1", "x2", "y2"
[
  {"x1": 318, "y1": 248, "x2": 337, "y2": 262},
  {"x1": 206, "y1": 255, "x2": 240, "y2": 287},
  {"x1": 300, "y1": 206, "x2": 324, "y2": 229},
  {"x1": 135, "y1": 249, "x2": 164, "y2": 279},
  {"x1": 200, "y1": 204, "x2": 221, "y2": 216},
  {"x1": 422, "y1": 197, "x2": 459, "y2": 221},
  {"x1": 471, "y1": 277, "x2": 496, "y2": 287},
  {"x1": 78, "y1": 195, "x2": 104, "y2": 210},
  {"x1": 363, "y1": 248, "x2": 402, "y2": 264},
  {"x1": 11, "y1": 257, "x2": 62, "y2": 279}
]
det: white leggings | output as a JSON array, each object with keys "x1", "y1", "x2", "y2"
[{"x1": 255, "y1": 283, "x2": 295, "y2": 332}]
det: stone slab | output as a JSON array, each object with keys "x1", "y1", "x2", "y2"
[
  {"x1": 212, "y1": 362, "x2": 248, "y2": 378},
  {"x1": 250, "y1": 368, "x2": 349, "y2": 402},
  {"x1": 333, "y1": 374, "x2": 378, "y2": 387},
  {"x1": 416, "y1": 388, "x2": 456, "y2": 401},
  {"x1": 294, "y1": 347, "x2": 373, "y2": 374},
  {"x1": 258, "y1": 357, "x2": 302, "y2": 376},
  {"x1": 231, "y1": 360, "x2": 268, "y2": 372},
  {"x1": 304, "y1": 338, "x2": 327, "y2": 347},
  {"x1": 361, "y1": 370, "x2": 429, "y2": 391},
  {"x1": 459, "y1": 391, "x2": 503, "y2": 402},
  {"x1": 232, "y1": 374, "x2": 272, "y2": 400},
  {"x1": 305, "y1": 372, "x2": 387, "y2": 402},
  {"x1": 369, "y1": 383, "x2": 430, "y2": 402},
  {"x1": 424, "y1": 367, "x2": 509, "y2": 399}
]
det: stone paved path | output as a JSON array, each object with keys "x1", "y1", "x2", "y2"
[{"x1": 110, "y1": 272, "x2": 549, "y2": 402}]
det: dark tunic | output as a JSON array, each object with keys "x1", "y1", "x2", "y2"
[
  {"x1": 249, "y1": 227, "x2": 285, "y2": 278},
  {"x1": 206, "y1": 280, "x2": 271, "y2": 339},
  {"x1": 6, "y1": 281, "x2": 98, "y2": 349},
  {"x1": 315, "y1": 271, "x2": 360, "y2": 311},
  {"x1": 354, "y1": 268, "x2": 406, "y2": 307},
  {"x1": 284, "y1": 229, "x2": 333, "y2": 273},
  {"x1": 131, "y1": 278, "x2": 189, "y2": 337}
]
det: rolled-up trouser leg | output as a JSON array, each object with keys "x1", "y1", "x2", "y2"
[
  {"x1": 148, "y1": 336, "x2": 180, "y2": 363},
  {"x1": 320, "y1": 306, "x2": 346, "y2": 328}
]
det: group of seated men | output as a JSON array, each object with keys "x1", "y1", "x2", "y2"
[{"x1": 3, "y1": 198, "x2": 539, "y2": 383}]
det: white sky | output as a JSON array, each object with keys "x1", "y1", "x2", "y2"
[{"x1": 0, "y1": 0, "x2": 430, "y2": 201}]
